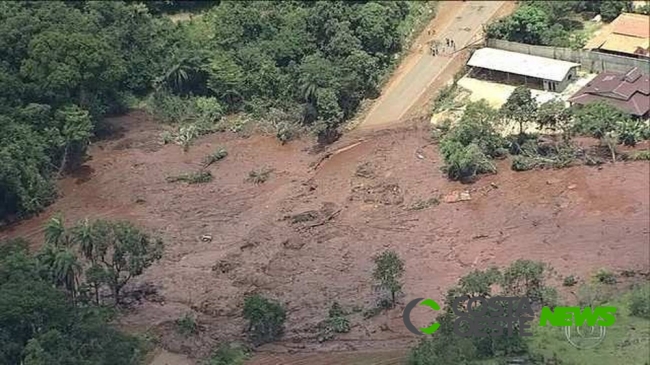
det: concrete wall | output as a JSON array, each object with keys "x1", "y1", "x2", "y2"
[{"x1": 487, "y1": 39, "x2": 650, "y2": 75}]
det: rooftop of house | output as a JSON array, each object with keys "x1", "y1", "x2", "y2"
[{"x1": 568, "y1": 67, "x2": 650, "y2": 116}]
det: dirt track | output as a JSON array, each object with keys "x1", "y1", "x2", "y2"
[
  {"x1": 361, "y1": 1, "x2": 506, "y2": 129},
  {"x1": 2, "y1": 112, "x2": 648, "y2": 364}
]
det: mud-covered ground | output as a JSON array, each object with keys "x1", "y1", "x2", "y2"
[{"x1": 2, "y1": 111, "x2": 648, "y2": 364}]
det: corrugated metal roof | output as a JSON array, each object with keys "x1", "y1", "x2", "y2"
[{"x1": 467, "y1": 48, "x2": 581, "y2": 82}]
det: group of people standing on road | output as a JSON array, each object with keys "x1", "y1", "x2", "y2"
[{"x1": 427, "y1": 33, "x2": 457, "y2": 57}]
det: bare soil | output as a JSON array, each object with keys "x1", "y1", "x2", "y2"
[{"x1": 2, "y1": 111, "x2": 648, "y2": 364}]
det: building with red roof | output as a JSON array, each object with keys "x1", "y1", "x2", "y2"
[{"x1": 568, "y1": 67, "x2": 650, "y2": 118}]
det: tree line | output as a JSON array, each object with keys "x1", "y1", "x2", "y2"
[{"x1": 1, "y1": 1, "x2": 427, "y2": 224}]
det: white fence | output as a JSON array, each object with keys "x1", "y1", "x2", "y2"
[{"x1": 487, "y1": 39, "x2": 650, "y2": 75}]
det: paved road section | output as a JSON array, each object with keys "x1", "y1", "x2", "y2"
[{"x1": 361, "y1": 1, "x2": 505, "y2": 128}]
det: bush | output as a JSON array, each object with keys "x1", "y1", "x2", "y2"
[
  {"x1": 175, "y1": 313, "x2": 198, "y2": 336},
  {"x1": 573, "y1": 102, "x2": 632, "y2": 138},
  {"x1": 595, "y1": 269, "x2": 617, "y2": 285},
  {"x1": 242, "y1": 294, "x2": 286, "y2": 346},
  {"x1": 442, "y1": 101, "x2": 505, "y2": 158},
  {"x1": 511, "y1": 155, "x2": 538, "y2": 171},
  {"x1": 203, "y1": 148, "x2": 228, "y2": 167},
  {"x1": 628, "y1": 284, "x2": 650, "y2": 319},
  {"x1": 440, "y1": 142, "x2": 497, "y2": 181},
  {"x1": 204, "y1": 343, "x2": 249, "y2": 365},
  {"x1": 166, "y1": 171, "x2": 213, "y2": 184},
  {"x1": 563, "y1": 275, "x2": 578, "y2": 287},
  {"x1": 438, "y1": 101, "x2": 504, "y2": 181},
  {"x1": 246, "y1": 168, "x2": 272, "y2": 184},
  {"x1": 194, "y1": 96, "x2": 224, "y2": 125},
  {"x1": 147, "y1": 91, "x2": 196, "y2": 124}
]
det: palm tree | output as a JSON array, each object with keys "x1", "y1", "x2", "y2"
[
  {"x1": 300, "y1": 79, "x2": 319, "y2": 104},
  {"x1": 52, "y1": 248, "x2": 81, "y2": 301},
  {"x1": 38, "y1": 245, "x2": 81, "y2": 303},
  {"x1": 71, "y1": 218, "x2": 95, "y2": 263},
  {"x1": 44, "y1": 214, "x2": 67, "y2": 247}
]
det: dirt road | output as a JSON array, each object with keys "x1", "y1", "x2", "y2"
[{"x1": 361, "y1": 1, "x2": 505, "y2": 129}]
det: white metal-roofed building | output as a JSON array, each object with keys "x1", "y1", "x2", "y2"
[{"x1": 466, "y1": 48, "x2": 581, "y2": 92}]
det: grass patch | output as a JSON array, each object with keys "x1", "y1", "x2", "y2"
[
  {"x1": 166, "y1": 170, "x2": 213, "y2": 184},
  {"x1": 246, "y1": 167, "x2": 272, "y2": 184},
  {"x1": 203, "y1": 148, "x2": 228, "y2": 167}
]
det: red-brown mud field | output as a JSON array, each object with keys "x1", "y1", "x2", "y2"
[{"x1": 2, "y1": 111, "x2": 649, "y2": 364}]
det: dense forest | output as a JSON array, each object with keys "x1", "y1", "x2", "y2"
[{"x1": 0, "y1": 1, "x2": 426, "y2": 224}]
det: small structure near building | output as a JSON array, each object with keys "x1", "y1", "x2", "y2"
[
  {"x1": 466, "y1": 48, "x2": 581, "y2": 92},
  {"x1": 584, "y1": 13, "x2": 650, "y2": 58},
  {"x1": 568, "y1": 67, "x2": 650, "y2": 118}
]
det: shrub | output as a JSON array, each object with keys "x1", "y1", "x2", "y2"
[
  {"x1": 194, "y1": 96, "x2": 224, "y2": 125},
  {"x1": 204, "y1": 343, "x2": 249, "y2": 365},
  {"x1": 563, "y1": 275, "x2": 578, "y2": 287},
  {"x1": 246, "y1": 168, "x2": 272, "y2": 184},
  {"x1": 166, "y1": 171, "x2": 213, "y2": 184},
  {"x1": 203, "y1": 148, "x2": 228, "y2": 167},
  {"x1": 616, "y1": 118, "x2": 649, "y2": 146},
  {"x1": 511, "y1": 155, "x2": 538, "y2": 171},
  {"x1": 242, "y1": 294, "x2": 286, "y2": 345},
  {"x1": 442, "y1": 101, "x2": 505, "y2": 158},
  {"x1": 147, "y1": 90, "x2": 195, "y2": 124},
  {"x1": 595, "y1": 269, "x2": 617, "y2": 285},
  {"x1": 572, "y1": 102, "x2": 627, "y2": 139},
  {"x1": 628, "y1": 284, "x2": 650, "y2": 319},
  {"x1": 175, "y1": 313, "x2": 198, "y2": 336},
  {"x1": 440, "y1": 142, "x2": 497, "y2": 181},
  {"x1": 328, "y1": 316, "x2": 350, "y2": 333}
]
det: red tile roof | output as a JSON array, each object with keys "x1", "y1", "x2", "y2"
[{"x1": 568, "y1": 68, "x2": 650, "y2": 116}]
